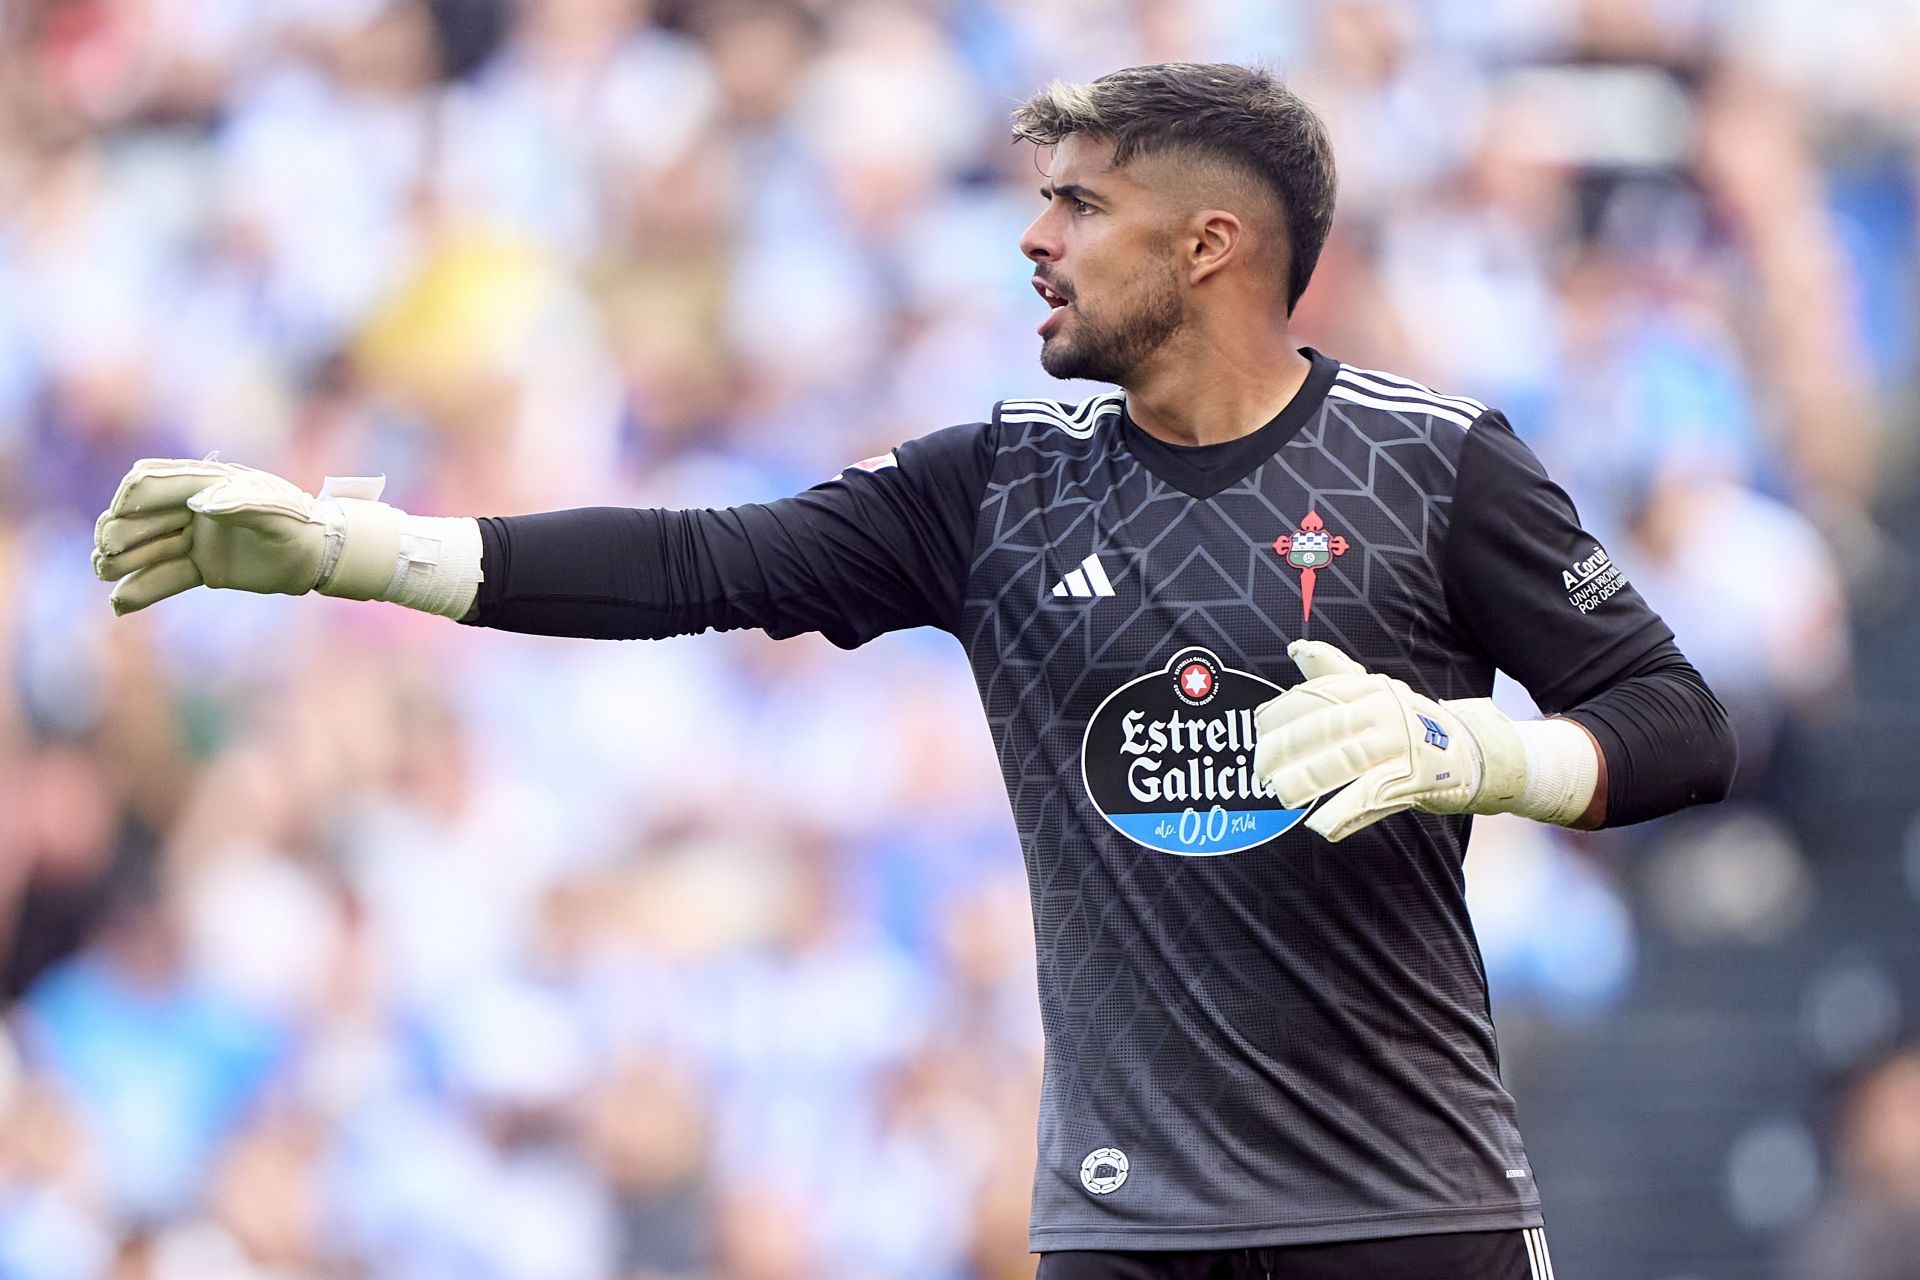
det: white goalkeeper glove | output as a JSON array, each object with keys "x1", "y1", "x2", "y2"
[
  {"x1": 1253, "y1": 640, "x2": 1600, "y2": 842},
  {"x1": 92, "y1": 457, "x2": 481, "y2": 619}
]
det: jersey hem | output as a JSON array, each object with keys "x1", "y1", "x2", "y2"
[{"x1": 1027, "y1": 1203, "x2": 1544, "y2": 1253}]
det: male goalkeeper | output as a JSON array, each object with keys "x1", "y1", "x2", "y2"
[{"x1": 93, "y1": 63, "x2": 1733, "y2": 1280}]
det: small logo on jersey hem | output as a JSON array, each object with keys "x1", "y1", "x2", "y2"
[
  {"x1": 1274, "y1": 511, "x2": 1348, "y2": 625},
  {"x1": 1080, "y1": 1147, "x2": 1129, "y2": 1195}
]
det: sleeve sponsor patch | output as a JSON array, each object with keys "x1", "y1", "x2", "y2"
[{"x1": 1564, "y1": 545, "x2": 1628, "y2": 613}]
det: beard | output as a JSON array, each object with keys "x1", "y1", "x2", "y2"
[{"x1": 1039, "y1": 256, "x2": 1185, "y2": 385}]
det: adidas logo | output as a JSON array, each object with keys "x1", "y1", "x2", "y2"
[{"x1": 1051, "y1": 553, "x2": 1116, "y2": 599}]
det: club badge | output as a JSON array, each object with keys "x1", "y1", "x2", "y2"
[{"x1": 1274, "y1": 511, "x2": 1348, "y2": 625}]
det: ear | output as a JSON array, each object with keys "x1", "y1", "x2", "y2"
[{"x1": 1184, "y1": 209, "x2": 1243, "y2": 287}]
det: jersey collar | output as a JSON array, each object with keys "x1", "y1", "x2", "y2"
[{"x1": 1115, "y1": 348, "x2": 1339, "y2": 500}]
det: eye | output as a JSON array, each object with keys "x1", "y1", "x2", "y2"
[{"x1": 1072, "y1": 199, "x2": 1097, "y2": 216}]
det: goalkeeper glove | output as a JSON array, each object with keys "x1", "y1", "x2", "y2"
[
  {"x1": 1252, "y1": 640, "x2": 1600, "y2": 842},
  {"x1": 92, "y1": 457, "x2": 481, "y2": 619}
]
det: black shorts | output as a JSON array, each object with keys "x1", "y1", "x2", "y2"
[{"x1": 1037, "y1": 1227, "x2": 1556, "y2": 1280}]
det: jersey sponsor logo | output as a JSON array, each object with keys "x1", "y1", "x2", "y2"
[
  {"x1": 1273, "y1": 510, "x2": 1349, "y2": 624},
  {"x1": 1050, "y1": 553, "x2": 1115, "y2": 599},
  {"x1": 1082, "y1": 646, "x2": 1308, "y2": 856},
  {"x1": 1079, "y1": 1146, "x2": 1129, "y2": 1195},
  {"x1": 1563, "y1": 544, "x2": 1626, "y2": 614}
]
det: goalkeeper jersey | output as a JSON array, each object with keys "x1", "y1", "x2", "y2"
[{"x1": 465, "y1": 347, "x2": 1678, "y2": 1251}]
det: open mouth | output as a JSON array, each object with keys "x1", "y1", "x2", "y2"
[{"x1": 1034, "y1": 277, "x2": 1070, "y2": 336}]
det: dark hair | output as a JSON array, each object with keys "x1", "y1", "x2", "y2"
[{"x1": 1011, "y1": 63, "x2": 1337, "y2": 314}]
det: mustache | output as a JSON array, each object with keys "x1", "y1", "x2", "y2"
[{"x1": 1035, "y1": 270, "x2": 1074, "y2": 301}]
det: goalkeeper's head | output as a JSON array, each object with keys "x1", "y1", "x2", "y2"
[{"x1": 1011, "y1": 63, "x2": 1337, "y2": 387}]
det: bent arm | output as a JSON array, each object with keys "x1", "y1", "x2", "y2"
[
  {"x1": 1439, "y1": 412, "x2": 1737, "y2": 830},
  {"x1": 1561, "y1": 642, "x2": 1737, "y2": 829}
]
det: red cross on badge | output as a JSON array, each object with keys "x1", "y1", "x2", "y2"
[{"x1": 1274, "y1": 510, "x2": 1348, "y2": 626}]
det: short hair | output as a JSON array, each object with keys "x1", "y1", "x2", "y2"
[{"x1": 1011, "y1": 63, "x2": 1337, "y2": 314}]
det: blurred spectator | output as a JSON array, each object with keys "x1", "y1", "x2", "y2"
[
  {"x1": 581, "y1": 1055, "x2": 713, "y2": 1279},
  {"x1": 16, "y1": 892, "x2": 285, "y2": 1222},
  {"x1": 0, "y1": 742, "x2": 141, "y2": 1002},
  {"x1": 1787, "y1": 1048, "x2": 1920, "y2": 1280}
]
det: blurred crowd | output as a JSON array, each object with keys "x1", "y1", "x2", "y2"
[{"x1": 0, "y1": 0, "x2": 1915, "y2": 1277}]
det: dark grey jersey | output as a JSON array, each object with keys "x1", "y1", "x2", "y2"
[
  {"x1": 961, "y1": 351, "x2": 1667, "y2": 1250},
  {"x1": 465, "y1": 347, "x2": 1680, "y2": 1250},
  {"x1": 966, "y1": 353, "x2": 1642, "y2": 1251}
]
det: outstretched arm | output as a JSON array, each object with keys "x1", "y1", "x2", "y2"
[
  {"x1": 94, "y1": 425, "x2": 995, "y2": 649},
  {"x1": 457, "y1": 427, "x2": 989, "y2": 647}
]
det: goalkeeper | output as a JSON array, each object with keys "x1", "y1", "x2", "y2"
[
  {"x1": 92, "y1": 62, "x2": 1735, "y2": 1280},
  {"x1": 90, "y1": 457, "x2": 1621, "y2": 843}
]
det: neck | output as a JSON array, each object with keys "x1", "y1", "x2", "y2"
[{"x1": 1122, "y1": 320, "x2": 1313, "y2": 447}]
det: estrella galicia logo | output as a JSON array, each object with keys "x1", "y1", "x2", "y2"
[{"x1": 1081, "y1": 646, "x2": 1309, "y2": 856}]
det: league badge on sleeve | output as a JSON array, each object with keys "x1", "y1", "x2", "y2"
[
  {"x1": 1274, "y1": 510, "x2": 1348, "y2": 625},
  {"x1": 824, "y1": 450, "x2": 900, "y2": 484}
]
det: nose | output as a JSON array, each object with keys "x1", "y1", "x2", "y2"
[{"x1": 1020, "y1": 209, "x2": 1059, "y2": 264}]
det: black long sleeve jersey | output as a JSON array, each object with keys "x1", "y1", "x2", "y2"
[{"x1": 462, "y1": 348, "x2": 1733, "y2": 1251}]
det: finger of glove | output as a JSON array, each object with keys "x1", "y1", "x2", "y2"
[
  {"x1": 1306, "y1": 772, "x2": 1415, "y2": 843},
  {"x1": 1253, "y1": 693, "x2": 1383, "y2": 775},
  {"x1": 108, "y1": 460, "x2": 230, "y2": 517},
  {"x1": 1254, "y1": 690, "x2": 1400, "y2": 794},
  {"x1": 1287, "y1": 638, "x2": 1370, "y2": 681},
  {"x1": 1259, "y1": 726, "x2": 1405, "y2": 808},
  {"x1": 94, "y1": 508, "x2": 192, "y2": 559},
  {"x1": 109, "y1": 556, "x2": 204, "y2": 616},
  {"x1": 185, "y1": 472, "x2": 317, "y2": 523},
  {"x1": 1254, "y1": 696, "x2": 1403, "y2": 784},
  {"x1": 94, "y1": 528, "x2": 192, "y2": 582},
  {"x1": 1253, "y1": 674, "x2": 1387, "y2": 738}
]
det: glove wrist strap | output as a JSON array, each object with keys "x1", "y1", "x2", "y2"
[
  {"x1": 314, "y1": 500, "x2": 480, "y2": 620},
  {"x1": 315, "y1": 497, "x2": 406, "y2": 600},
  {"x1": 1509, "y1": 717, "x2": 1601, "y2": 826},
  {"x1": 386, "y1": 514, "x2": 483, "y2": 620},
  {"x1": 1446, "y1": 700, "x2": 1597, "y2": 826}
]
